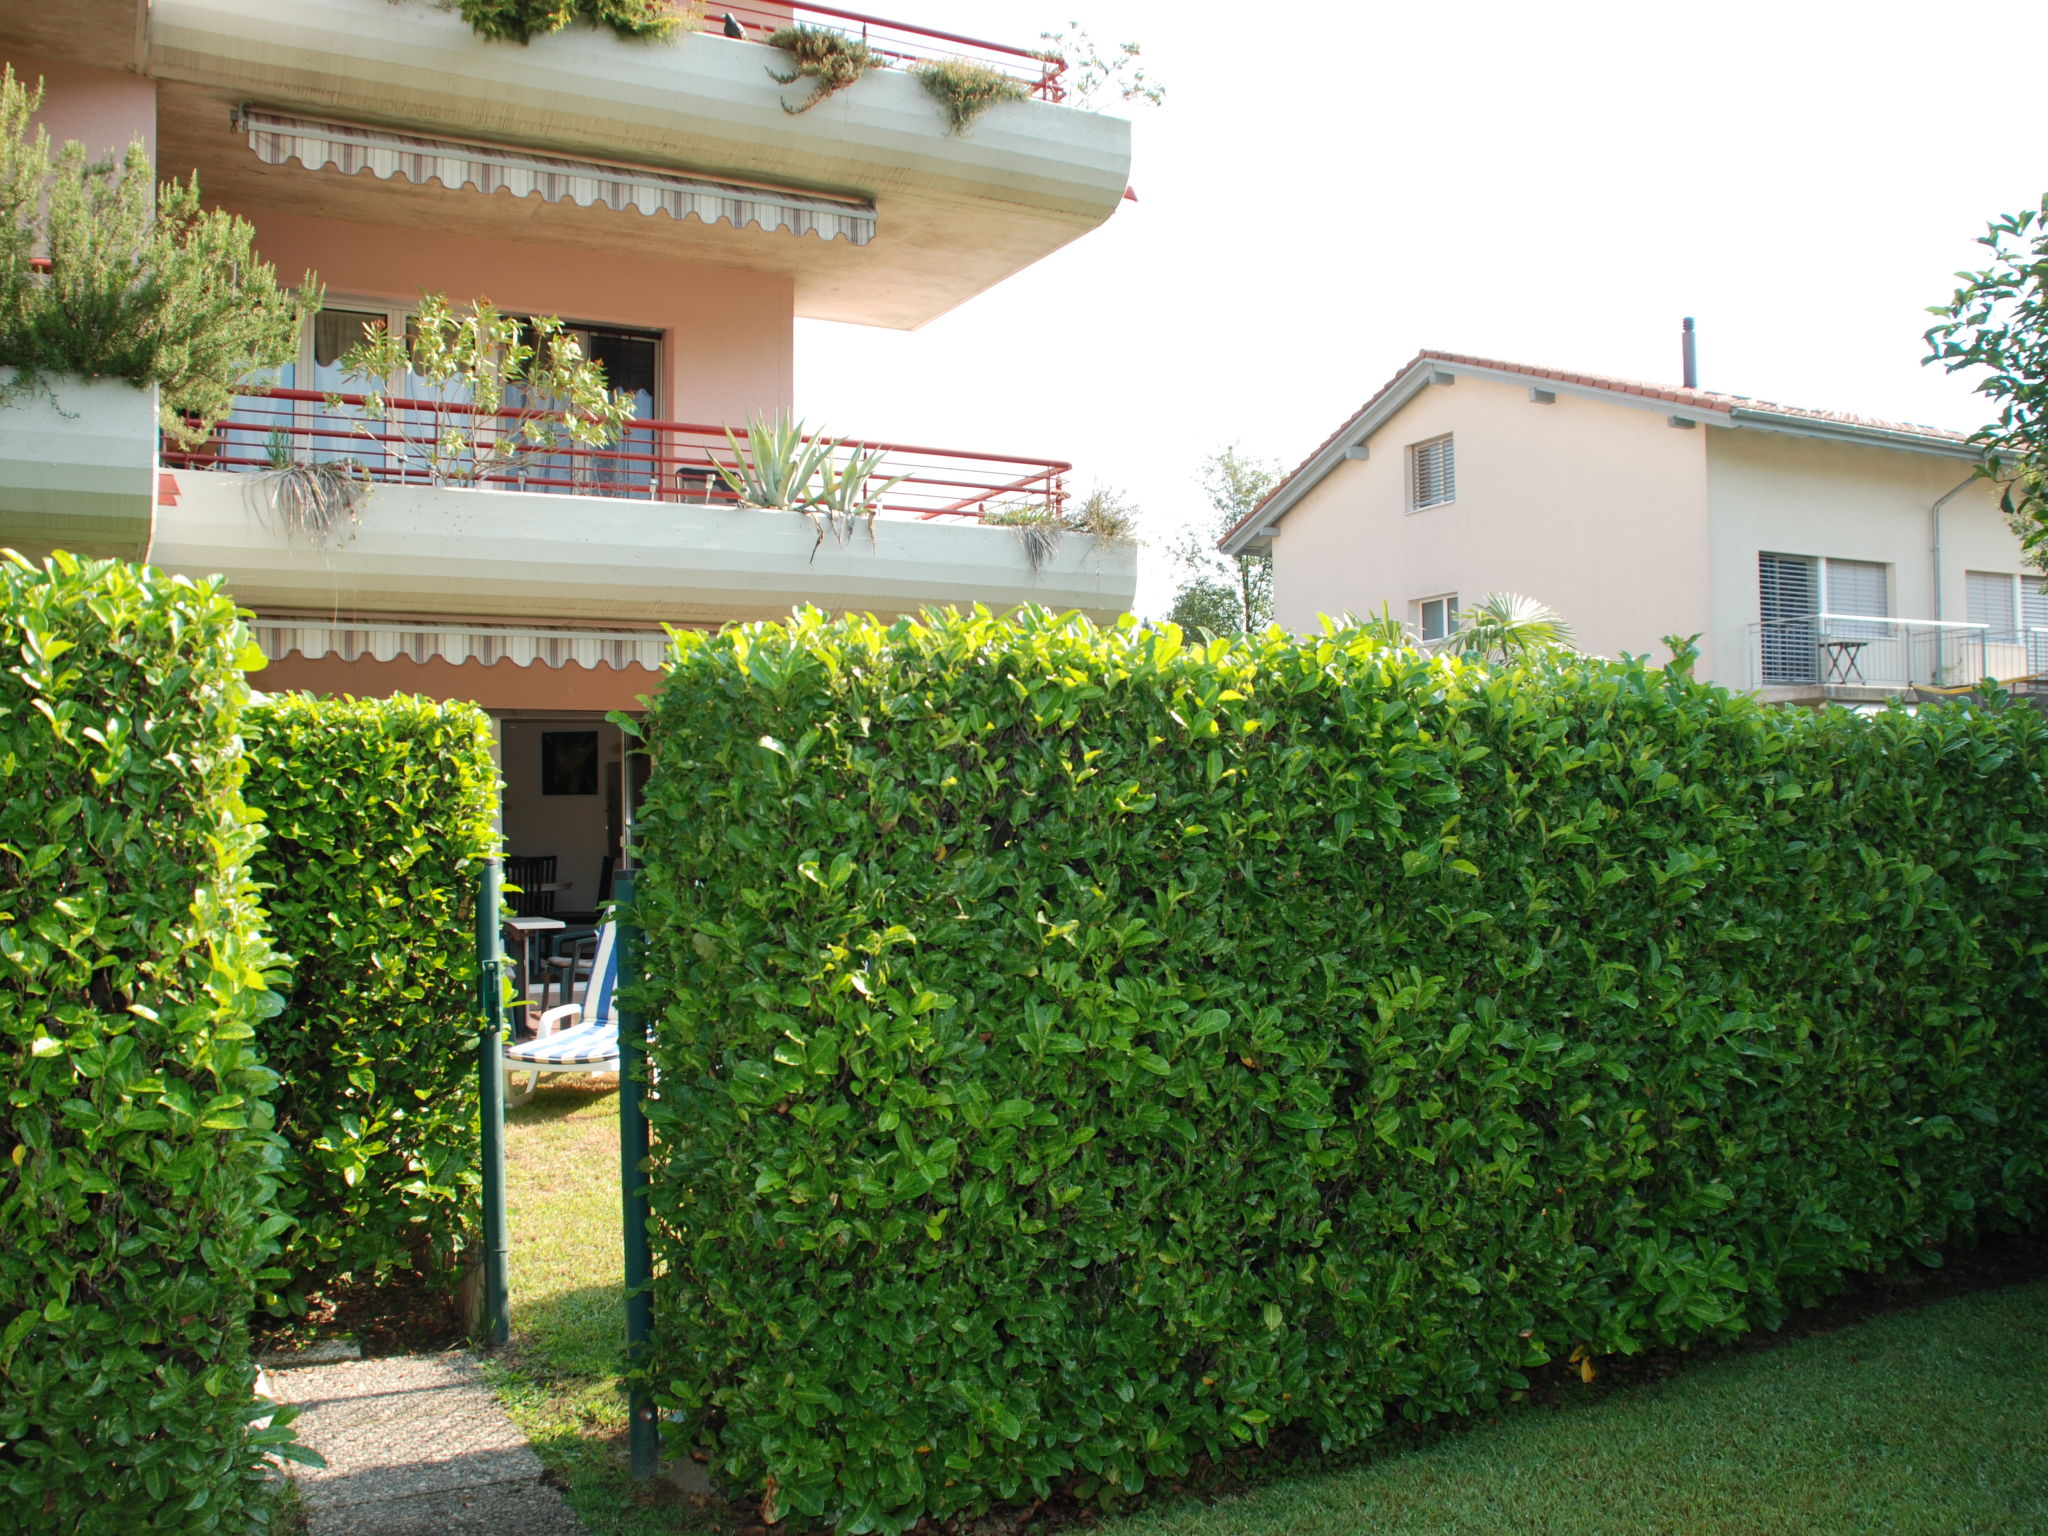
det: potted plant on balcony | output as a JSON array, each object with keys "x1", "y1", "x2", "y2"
[
  {"x1": 765, "y1": 25, "x2": 883, "y2": 114},
  {"x1": 323, "y1": 295, "x2": 636, "y2": 489},
  {"x1": 456, "y1": 0, "x2": 699, "y2": 44},
  {"x1": 983, "y1": 484, "x2": 1137, "y2": 574},
  {"x1": 250, "y1": 429, "x2": 372, "y2": 549},
  {"x1": 711, "y1": 412, "x2": 906, "y2": 557}
]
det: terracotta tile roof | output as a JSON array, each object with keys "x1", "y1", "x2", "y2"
[{"x1": 1224, "y1": 349, "x2": 1973, "y2": 549}]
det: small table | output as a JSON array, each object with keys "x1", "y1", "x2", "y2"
[
  {"x1": 1818, "y1": 638, "x2": 1869, "y2": 684},
  {"x1": 503, "y1": 916, "x2": 564, "y2": 1035}
]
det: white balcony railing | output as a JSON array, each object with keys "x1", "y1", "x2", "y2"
[{"x1": 1748, "y1": 615, "x2": 2048, "y2": 692}]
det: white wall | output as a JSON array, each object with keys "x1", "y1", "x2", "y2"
[
  {"x1": 1704, "y1": 430, "x2": 2010, "y2": 687},
  {"x1": 1269, "y1": 374, "x2": 1713, "y2": 669}
]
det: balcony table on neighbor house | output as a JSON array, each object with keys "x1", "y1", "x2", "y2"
[
  {"x1": 1818, "y1": 637, "x2": 1870, "y2": 685},
  {"x1": 502, "y1": 915, "x2": 564, "y2": 1037}
]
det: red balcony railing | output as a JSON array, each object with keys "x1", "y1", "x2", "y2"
[
  {"x1": 716, "y1": 2, "x2": 1065, "y2": 100},
  {"x1": 168, "y1": 387, "x2": 1069, "y2": 522}
]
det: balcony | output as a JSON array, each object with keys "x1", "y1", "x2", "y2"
[
  {"x1": 145, "y1": 386, "x2": 1135, "y2": 626},
  {"x1": 176, "y1": 387, "x2": 1069, "y2": 520},
  {"x1": 1746, "y1": 615, "x2": 2048, "y2": 701},
  {"x1": 142, "y1": 0, "x2": 1133, "y2": 328}
]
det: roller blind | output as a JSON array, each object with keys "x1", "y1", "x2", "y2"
[
  {"x1": 2025, "y1": 575, "x2": 2048, "y2": 629},
  {"x1": 1966, "y1": 570, "x2": 2015, "y2": 630},
  {"x1": 1823, "y1": 559, "x2": 1888, "y2": 618}
]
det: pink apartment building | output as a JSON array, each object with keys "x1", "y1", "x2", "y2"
[{"x1": 1, "y1": 0, "x2": 1137, "y2": 913}]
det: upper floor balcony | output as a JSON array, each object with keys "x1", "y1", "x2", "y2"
[{"x1": 24, "y1": 0, "x2": 1133, "y2": 329}]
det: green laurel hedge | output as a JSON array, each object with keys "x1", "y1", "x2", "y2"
[
  {"x1": 242, "y1": 693, "x2": 498, "y2": 1303},
  {"x1": 628, "y1": 608, "x2": 2048, "y2": 1535},
  {"x1": 0, "y1": 551, "x2": 303, "y2": 1531}
]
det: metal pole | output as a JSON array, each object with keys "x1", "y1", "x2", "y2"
[
  {"x1": 616, "y1": 869, "x2": 659, "y2": 1478},
  {"x1": 476, "y1": 859, "x2": 510, "y2": 1349}
]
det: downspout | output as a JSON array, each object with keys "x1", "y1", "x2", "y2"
[{"x1": 1930, "y1": 473, "x2": 1978, "y2": 621}]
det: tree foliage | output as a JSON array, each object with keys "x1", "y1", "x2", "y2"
[
  {"x1": 1033, "y1": 24, "x2": 1166, "y2": 111},
  {"x1": 0, "y1": 67, "x2": 318, "y2": 447},
  {"x1": 1925, "y1": 196, "x2": 2048, "y2": 566},
  {"x1": 1165, "y1": 446, "x2": 1278, "y2": 633},
  {"x1": 627, "y1": 607, "x2": 2048, "y2": 1534}
]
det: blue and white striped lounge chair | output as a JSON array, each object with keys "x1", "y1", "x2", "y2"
[{"x1": 503, "y1": 920, "x2": 621, "y2": 1101}]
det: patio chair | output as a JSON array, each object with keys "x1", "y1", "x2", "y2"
[{"x1": 503, "y1": 920, "x2": 620, "y2": 1102}]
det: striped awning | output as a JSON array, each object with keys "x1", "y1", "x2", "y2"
[
  {"x1": 251, "y1": 618, "x2": 671, "y2": 672},
  {"x1": 238, "y1": 108, "x2": 876, "y2": 246}
]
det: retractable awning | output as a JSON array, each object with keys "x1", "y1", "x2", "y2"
[
  {"x1": 237, "y1": 107, "x2": 876, "y2": 246},
  {"x1": 250, "y1": 618, "x2": 670, "y2": 672}
]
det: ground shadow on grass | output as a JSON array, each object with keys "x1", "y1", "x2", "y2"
[
  {"x1": 507, "y1": 1076, "x2": 623, "y2": 1127},
  {"x1": 508, "y1": 1282, "x2": 627, "y2": 1381}
]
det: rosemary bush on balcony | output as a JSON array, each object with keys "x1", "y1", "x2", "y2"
[{"x1": 0, "y1": 67, "x2": 318, "y2": 448}]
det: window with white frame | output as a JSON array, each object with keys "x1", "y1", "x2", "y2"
[
  {"x1": 1757, "y1": 553, "x2": 1890, "y2": 683},
  {"x1": 1409, "y1": 435, "x2": 1455, "y2": 511},
  {"x1": 1416, "y1": 593, "x2": 1459, "y2": 644},
  {"x1": 1966, "y1": 570, "x2": 2048, "y2": 635},
  {"x1": 1967, "y1": 570, "x2": 2015, "y2": 631},
  {"x1": 224, "y1": 302, "x2": 662, "y2": 486},
  {"x1": 1822, "y1": 558, "x2": 1888, "y2": 630}
]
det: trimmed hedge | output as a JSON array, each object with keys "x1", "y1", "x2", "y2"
[
  {"x1": 0, "y1": 551, "x2": 300, "y2": 1531},
  {"x1": 242, "y1": 693, "x2": 498, "y2": 1302},
  {"x1": 629, "y1": 608, "x2": 2048, "y2": 1534}
]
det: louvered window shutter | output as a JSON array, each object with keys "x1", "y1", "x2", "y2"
[
  {"x1": 2024, "y1": 575, "x2": 2048, "y2": 630},
  {"x1": 1758, "y1": 553, "x2": 1818, "y2": 684},
  {"x1": 1410, "y1": 438, "x2": 1455, "y2": 509},
  {"x1": 1966, "y1": 571, "x2": 2015, "y2": 631}
]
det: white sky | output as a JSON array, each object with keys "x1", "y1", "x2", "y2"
[{"x1": 794, "y1": 0, "x2": 2045, "y2": 616}]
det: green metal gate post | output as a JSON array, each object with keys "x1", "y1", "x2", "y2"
[
  {"x1": 476, "y1": 859, "x2": 511, "y2": 1348},
  {"x1": 616, "y1": 869, "x2": 659, "y2": 1478}
]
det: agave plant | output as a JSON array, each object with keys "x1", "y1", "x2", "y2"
[
  {"x1": 807, "y1": 445, "x2": 907, "y2": 553},
  {"x1": 1447, "y1": 592, "x2": 1576, "y2": 663},
  {"x1": 712, "y1": 414, "x2": 837, "y2": 510}
]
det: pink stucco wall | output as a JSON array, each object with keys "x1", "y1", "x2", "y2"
[
  {"x1": 5, "y1": 48, "x2": 156, "y2": 165},
  {"x1": 222, "y1": 205, "x2": 796, "y2": 424}
]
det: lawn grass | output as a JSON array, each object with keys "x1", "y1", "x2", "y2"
[
  {"x1": 484, "y1": 1077, "x2": 711, "y2": 1536},
  {"x1": 489, "y1": 1086, "x2": 2046, "y2": 1536},
  {"x1": 1098, "y1": 1278, "x2": 2048, "y2": 1536}
]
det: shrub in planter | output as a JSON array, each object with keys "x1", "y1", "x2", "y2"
[
  {"x1": 0, "y1": 551, "x2": 304, "y2": 1531},
  {"x1": 0, "y1": 67, "x2": 317, "y2": 449},
  {"x1": 627, "y1": 607, "x2": 2048, "y2": 1534},
  {"x1": 242, "y1": 693, "x2": 498, "y2": 1302}
]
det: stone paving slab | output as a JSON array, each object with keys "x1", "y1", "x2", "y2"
[{"x1": 267, "y1": 1350, "x2": 583, "y2": 1536}]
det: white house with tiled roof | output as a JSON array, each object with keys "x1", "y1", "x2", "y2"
[{"x1": 1220, "y1": 350, "x2": 2039, "y2": 700}]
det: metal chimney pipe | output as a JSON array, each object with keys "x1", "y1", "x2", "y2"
[{"x1": 1681, "y1": 316, "x2": 1698, "y2": 389}]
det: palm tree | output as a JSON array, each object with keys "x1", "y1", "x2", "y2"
[{"x1": 1446, "y1": 592, "x2": 1576, "y2": 663}]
